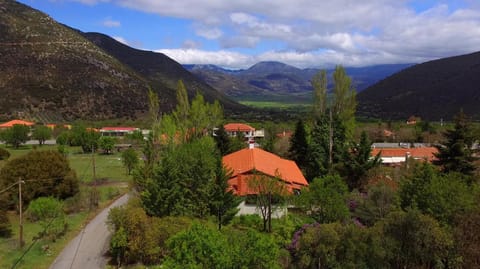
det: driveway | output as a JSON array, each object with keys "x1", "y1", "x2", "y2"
[{"x1": 49, "y1": 193, "x2": 129, "y2": 269}]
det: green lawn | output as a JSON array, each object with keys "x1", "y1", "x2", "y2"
[{"x1": 0, "y1": 144, "x2": 132, "y2": 268}]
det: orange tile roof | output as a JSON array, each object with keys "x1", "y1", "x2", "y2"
[
  {"x1": 0, "y1": 119, "x2": 34, "y2": 128},
  {"x1": 100, "y1": 127, "x2": 138, "y2": 132},
  {"x1": 371, "y1": 147, "x2": 438, "y2": 162},
  {"x1": 224, "y1": 123, "x2": 255, "y2": 132},
  {"x1": 223, "y1": 148, "x2": 308, "y2": 196}
]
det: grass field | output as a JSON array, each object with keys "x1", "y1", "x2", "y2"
[
  {"x1": 238, "y1": 100, "x2": 312, "y2": 109},
  {"x1": 0, "y1": 144, "x2": 132, "y2": 269}
]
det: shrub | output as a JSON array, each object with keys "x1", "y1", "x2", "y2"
[
  {"x1": 0, "y1": 210, "x2": 12, "y2": 238},
  {"x1": 0, "y1": 147, "x2": 10, "y2": 160}
]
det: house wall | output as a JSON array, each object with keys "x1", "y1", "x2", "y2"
[{"x1": 236, "y1": 201, "x2": 287, "y2": 219}]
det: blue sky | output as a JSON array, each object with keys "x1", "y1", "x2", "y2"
[{"x1": 18, "y1": 0, "x2": 480, "y2": 69}]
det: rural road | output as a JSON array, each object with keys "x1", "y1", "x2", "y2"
[{"x1": 49, "y1": 193, "x2": 130, "y2": 269}]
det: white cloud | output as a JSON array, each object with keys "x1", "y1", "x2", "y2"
[
  {"x1": 102, "y1": 17, "x2": 121, "y2": 27},
  {"x1": 72, "y1": 0, "x2": 480, "y2": 67}
]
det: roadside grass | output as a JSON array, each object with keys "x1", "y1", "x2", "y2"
[{"x1": 0, "y1": 144, "x2": 132, "y2": 269}]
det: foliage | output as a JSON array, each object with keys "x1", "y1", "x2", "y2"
[
  {"x1": 31, "y1": 125, "x2": 52, "y2": 146},
  {"x1": 141, "y1": 136, "x2": 230, "y2": 218},
  {"x1": 209, "y1": 158, "x2": 241, "y2": 230},
  {"x1": 306, "y1": 114, "x2": 348, "y2": 180},
  {"x1": 121, "y1": 148, "x2": 139, "y2": 175},
  {"x1": 453, "y1": 207, "x2": 480, "y2": 268},
  {"x1": 0, "y1": 210, "x2": 11, "y2": 238},
  {"x1": 164, "y1": 222, "x2": 233, "y2": 269},
  {"x1": 434, "y1": 110, "x2": 478, "y2": 176},
  {"x1": 214, "y1": 124, "x2": 231, "y2": 155},
  {"x1": 164, "y1": 223, "x2": 280, "y2": 269},
  {"x1": 342, "y1": 131, "x2": 381, "y2": 190},
  {"x1": 107, "y1": 204, "x2": 193, "y2": 265},
  {"x1": 378, "y1": 209, "x2": 455, "y2": 269},
  {"x1": 0, "y1": 150, "x2": 79, "y2": 209},
  {"x1": 400, "y1": 163, "x2": 477, "y2": 225},
  {"x1": 296, "y1": 174, "x2": 350, "y2": 223},
  {"x1": 124, "y1": 130, "x2": 144, "y2": 145},
  {"x1": 98, "y1": 136, "x2": 116, "y2": 154},
  {"x1": 350, "y1": 182, "x2": 399, "y2": 226},
  {"x1": 0, "y1": 124, "x2": 30, "y2": 148},
  {"x1": 0, "y1": 147, "x2": 10, "y2": 160},
  {"x1": 26, "y1": 196, "x2": 66, "y2": 241},
  {"x1": 173, "y1": 80, "x2": 190, "y2": 140},
  {"x1": 69, "y1": 125, "x2": 101, "y2": 153},
  {"x1": 288, "y1": 119, "x2": 309, "y2": 171}
]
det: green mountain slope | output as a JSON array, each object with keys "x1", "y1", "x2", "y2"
[
  {"x1": 0, "y1": 0, "x2": 244, "y2": 121},
  {"x1": 357, "y1": 51, "x2": 480, "y2": 120}
]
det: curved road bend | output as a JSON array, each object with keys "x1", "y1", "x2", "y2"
[{"x1": 50, "y1": 193, "x2": 130, "y2": 269}]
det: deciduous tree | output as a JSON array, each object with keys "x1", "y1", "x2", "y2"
[
  {"x1": 1, "y1": 124, "x2": 30, "y2": 148},
  {"x1": 32, "y1": 125, "x2": 52, "y2": 146},
  {"x1": 121, "y1": 148, "x2": 139, "y2": 175}
]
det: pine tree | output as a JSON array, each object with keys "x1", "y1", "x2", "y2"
[
  {"x1": 434, "y1": 110, "x2": 477, "y2": 176},
  {"x1": 343, "y1": 131, "x2": 381, "y2": 190},
  {"x1": 214, "y1": 125, "x2": 231, "y2": 156},
  {"x1": 289, "y1": 119, "x2": 309, "y2": 171}
]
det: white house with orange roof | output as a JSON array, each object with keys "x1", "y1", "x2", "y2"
[{"x1": 223, "y1": 145, "x2": 308, "y2": 217}]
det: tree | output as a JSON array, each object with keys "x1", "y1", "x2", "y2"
[
  {"x1": 0, "y1": 150, "x2": 79, "y2": 209},
  {"x1": 343, "y1": 131, "x2": 381, "y2": 190},
  {"x1": 289, "y1": 119, "x2": 309, "y2": 171},
  {"x1": 296, "y1": 174, "x2": 350, "y2": 223},
  {"x1": 31, "y1": 125, "x2": 52, "y2": 146},
  {"x1": 141, "y1": 136, "x2": 220, "y2": 218},
  {"x1": 248, "y1": 173, "x2": 288, "y2": 233},
  {"x1": 70, "y1": 125, "x2": 101, "y2": 153},
  {"x1": 1, "y1": 124, "x2": 30, "y2": 148},
  {"x1": 173, "y1": 80, "x2": 190, "y2": 140},
  {"x1": 454, "y1": 207, "x2": 480, "y2": 268},
  {"x1": 214, "y1": 124, "x2": 231, "y2": 156},
  {"x1": 351, "y1": 182, "x2": 399, "y2": 226},
  {"x1": 121, "y1": 148, "x2": 139, "y2": 175},
  {"x1": 400, "y1": 163, "x2": 477, "y2": 225},
  {"x1": 27, "y1": 196, "x2": 66, "y2": 240},
  {"x1": 209, "y1": 158, "x2": 240, "y2": 230},
  {"x1": 308, "y1": 66, "x2": 356, "y2": 178},
  {"x1": 379, "y1": 210, "x2": 454, "y2": 268},
  {"x1": 434, "y1": 110, "x2": 477, "y2": 176},
  {"x1": 163, "y1": 223, "x2": 234, "y2": 269},
  {"x1": 98, "y1": 136, "x2": 116, "y2": 154}
]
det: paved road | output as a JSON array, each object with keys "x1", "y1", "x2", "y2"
[{"x1": 49, "y1": 194, "x2": 130, "y2": 269}]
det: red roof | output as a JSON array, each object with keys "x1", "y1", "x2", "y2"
[
  {"x1": 100, "y1": 127, "x2": 138, "y2": 132},
  {"x1": 0, "y1": 119, "x2": 34, "y2": 128},
  {"x1": 224, "y1": 123, "x2": 254, "y2": 132},
  {"x1": 371, "y1": 147, "x2": 438, "y2": 162},
  {"x1": 223, "y1": 148, "x2": 308, "y2": 196}
]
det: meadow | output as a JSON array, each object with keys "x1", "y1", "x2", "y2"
[{"x1": 0, "y1": 144, "x2": 132, "y2": 269}]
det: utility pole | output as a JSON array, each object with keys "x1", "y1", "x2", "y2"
[{"x1": 18, "y1": 177, "x2": 24, "y2": 248}]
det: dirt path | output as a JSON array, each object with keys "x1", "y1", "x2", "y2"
[{"x1": 49, "y1": 194, "x2": 129, "y2": 269}]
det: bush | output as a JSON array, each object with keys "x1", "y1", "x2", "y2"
[
  {"x1": 0, "y1": 150, "x2": 79, "y2": 209},
  {"x1": 27, "y1": 197, "x2": 66, "y2": 241},
  {"x1": 0, "y1": 210, "x2": 12, "y2": 238},
  {"x1": 0, "y1": 147, "x2": 10, "y2": 160},
  {"x1": 107, "y1": 205, "x2": 193, "y2": 266}
]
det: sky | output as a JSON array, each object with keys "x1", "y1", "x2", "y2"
[{"x1": 17, "y1": 0, "x2": 480, "y2": 69}]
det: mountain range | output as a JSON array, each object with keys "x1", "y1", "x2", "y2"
[
  {"x1": 0, "y1": 0, "x2": 244, "y2": 122},
  {"x1": 185, "y1": 62, "x2": 413, "y2": 101},
  {"x1": 357, "y1": 51, "x2": 480, "y2": 120}
]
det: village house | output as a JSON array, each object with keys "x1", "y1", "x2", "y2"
[
  {"x1": 0, "y1": 119, "x2": 35, "y2": 129},
  {"x1": 223, "y1": 144, "x2": 308, "y2": 217},
  {"x1": 222, "y1": 123, "x2": 264, "y2": 140},
  {"x1": 99, "y1": 126, "x2": 139, "y2": 137},
  {"x1": 371, "y1": 147, "x2": 438, "y2": 166}
]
